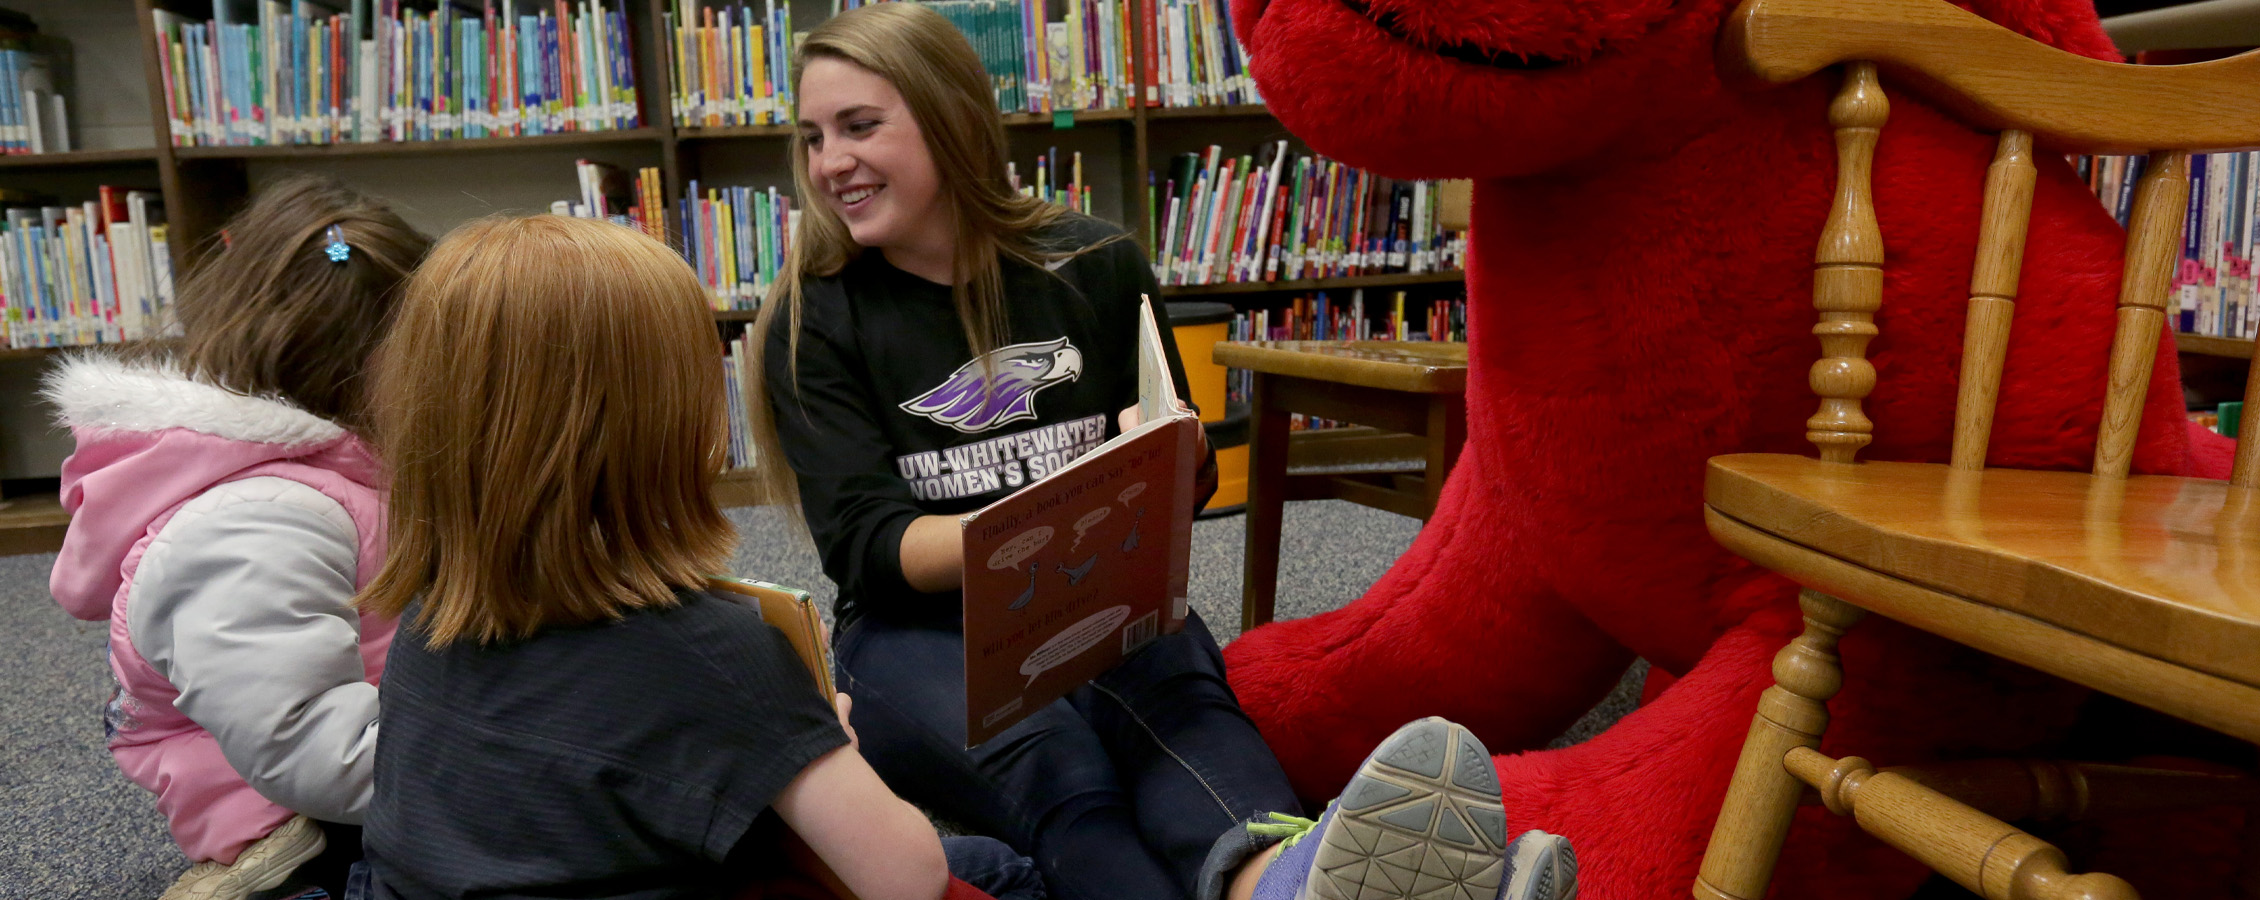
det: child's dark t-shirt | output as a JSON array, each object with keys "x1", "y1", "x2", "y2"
[
  {"x1": 363, "y1": 589, "x2": 847, "y2": 900},
  {"x1": 765, "y1": 213, "x2": 1197, "y2": 630}
]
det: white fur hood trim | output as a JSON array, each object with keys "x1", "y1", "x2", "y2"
[{"x1": 44, "y1": 353, "x2": 345, "y2": 446}]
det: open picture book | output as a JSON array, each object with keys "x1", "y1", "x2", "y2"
[
  {"x1": 957, "y1": 296, "x2": 1202, "y2": 746},
  {"x1": 706, "y1": 575, "x2": 836, "y2": 699}
]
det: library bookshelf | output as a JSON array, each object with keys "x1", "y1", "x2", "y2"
[
  {"x1": 0, "y1": 0, "x2": 1466, "y2": 553},
  {"x1": 2178, "y1": 333, "x2": 2255, "y2": 360},
  {"x1": 2091, "y1": 7, "x2": 2260, "y2": 430}
]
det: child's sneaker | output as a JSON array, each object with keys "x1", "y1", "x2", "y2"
[
  {"x1": 159, "y1": 815, "x2": 327, "y2": 900},
  {"x1": 1258, "y1": 717, "x2": 1512, "y2": 900},
  {"x1": 1500, "y1": 829, "x2": 1577, "y2": 900}
]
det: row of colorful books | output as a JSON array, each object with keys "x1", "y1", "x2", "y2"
[
  {"x1": 549, "y1": 159, "x2": 667, "y2": 237},
  {"x1": 0, "y1": 10, "x2": 72, "y2": 155},
  {"x1": 1220, "y1": 290, "x2": 1467, "y2": 406},
  {"x1": 667, "y1": 1, "x2": 794, "y2": 127},
  {"x1": 723, "y1": 329, "x2": 758, "y2": 469},
  {"x1": 1229, "y1": 290, "x2": 1467, "y2": 342},
  {"x1": 553, "y1": 154, "x2": 1454, "y2": 306},
  {"x1": 942, "y1": 0, "x2": 1137, "y2": 115},
  {"x1": 152, "y1": 0, "x2": 643, "y2": 148},
  {"x1": 832, "y1": 0, "x2": 1253, "y2": 110},
  {"x1": 681, "y1": 180, "x2": 797, "y2": 310},
  {"x1": 1147, "y1": 0, "x2": 1256, "y2": 109},
  {"x1": 1152, "y1": 143, "x2": 1466, "y2": 287},
  {"x1": 822, "y1": 0, "x2": 1136, "y2": 115},
  {"x1": 925, "y1": 0, "x2": 1043, "y2": 116},
  {"x1": 1055, "y1": 0, "x2": 1141, "y2": 111},
  {"x1": 128, "y1": 0, "x2": 1263, "y2": 152},
  {"x1": 2081, "y1": 152, "x2": 2260, "y2": 340},
  {"x1": 548, "y1": 163, "x2": 795, "y2": 310},
  {"x1": 1011, "y1": 149, "x2": 1095, "y2": 214},
  {"x1": 0, "y1": 188, "x2": 174, "y2": 349}
]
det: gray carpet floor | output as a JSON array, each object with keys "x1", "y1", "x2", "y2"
[{"x1": 1, "y1": 501, "x2": 1642, "y2": 899}]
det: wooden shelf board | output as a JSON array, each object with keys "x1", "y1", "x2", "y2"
[
  {"x1": 172, "y1": 128, "x2": 665, "y2": 161},
  {"x1": 677, "y1": 123, "x2": 795, "y2": 141},
  {"x1": 1000, "y1": 108, "x2": 1136, "y2": 128},
  {"x1": 713, "y1": 309, "x2": 761, "y2": 323},
  {"x1": 0, "y1": 341, "x2": 146, "y2": 362},
  {"x1": 1146, "y1": 104, "x2": 1272, "y2": 121},
  {"x1": 0, "y1": 492, "x2": 71, "y2": 557},
  {"x1": 2102, "y1": 0, "x2": 2260, "y2": 53},
  {"x1": 0, "y1": 147, "x2": 162, "y2": 169},
  {"x1": 681, "y1": 108, "x2": 1133, "y2": 142},
  {"x1": 2176, "y1": 332, "x2": 2255, "y2": 360},
  {"x1": 1161, "y1": 271, "x2": 1466, "y2": 297}
]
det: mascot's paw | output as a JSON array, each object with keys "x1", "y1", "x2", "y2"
[
  {"x1": 2187, "y1": 419, "x2": 2237, "y2": 480},
  {"x1": 1227, "y1": 608, "x2": 1423, "y2": 801}
]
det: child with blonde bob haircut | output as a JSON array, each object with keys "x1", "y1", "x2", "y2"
[{"x1": 358, "y1": 215, "x2": 1038, "y2": 900}]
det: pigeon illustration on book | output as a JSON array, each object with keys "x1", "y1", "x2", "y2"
[
  {"x1": 1120, "y1": 507, "x2": 1145, "y2": 553},
  {"x1": 1010, "y1": 562, "x2": 1039, "y2": 610},
  {"x1": 1055, "y1": 553, "x2": 1098, "y2": 586}
]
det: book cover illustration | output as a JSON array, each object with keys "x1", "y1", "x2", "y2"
[{"x1": 959, "y1": 297, "x2": 1198, "y2": 746}]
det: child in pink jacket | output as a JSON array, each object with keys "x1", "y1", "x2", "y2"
[{"x1": 47, "y1": 176, "x2": 428, "y2": 900}]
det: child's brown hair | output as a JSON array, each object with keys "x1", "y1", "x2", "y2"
[
  {"x1": 359, "y1": 215, "x2": 737, "y2": 647},
  {"x1": 163, "y1": 175, "x2": 430, "y2": 430}
]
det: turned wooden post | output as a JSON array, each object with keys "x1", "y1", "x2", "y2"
[
  {"x1": 1694, "y1": 590, "x2": 1867, "y2": 900},
  {"x1": 1951, "y1": 130, "x2": 2037, "y2": 470},
  {"x1": 1788, "y1": 749, "x2": 2140, "y2": 900},
  {"x1": 1875, "y1": 759, "x2": 2260, "y2": 823},
  {"x1": 2093, "y1": 151, "x2": 2190, "y2": 479},
  {"x1": 1808, "y1": 62, "x2": 1891, "y2": 464},
  {"x1": 2233, "y1": 340, "x2": 2260, "y2": 487}
]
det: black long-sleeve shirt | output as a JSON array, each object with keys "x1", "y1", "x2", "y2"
[{"x1": 765, "y1": 215, "x2": 1202, "y2": 629}]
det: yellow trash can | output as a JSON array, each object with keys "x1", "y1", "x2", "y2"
[{"x1": 1168, "y1": 302, "x2": 1246, "y2": 516}]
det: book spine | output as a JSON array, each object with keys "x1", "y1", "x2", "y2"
[
  {"x1": 1171, "y1": 169, "x2": 1202, "y2": 285},
  {"x1": 2204, "y1": 154, "x2": 2225, "y2": 335},
  {"x1": 1195, "y1": 157, "x2": 1232, "y2": 284},
  {"x1": 2245, "y1": 152, "x2": 2259, "y2": 338},
  {"x1": 1233, "y1": 163, "x2": 1266, "y2": 282},
  {"x1": 1210, "y1": 157, "x2": 1248, "y2": 283}
]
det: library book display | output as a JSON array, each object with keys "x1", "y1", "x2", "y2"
[{"x1": 0, "y1": 0, "x2": 1475, "y2": 553}]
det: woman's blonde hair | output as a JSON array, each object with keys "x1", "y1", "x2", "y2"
[
  {"x1": 360, "y1": 215, "x2": 737, "y2": 647},
  {"x1": 750, "y1": 2, "x2": 1095, "y2": 510}
]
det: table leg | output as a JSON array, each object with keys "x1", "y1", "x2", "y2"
[{"x1": 1242, "y1": 373, "x2": 1291, "y2": 633}]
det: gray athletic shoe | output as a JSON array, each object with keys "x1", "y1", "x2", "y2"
[
  {"x1": 1297, "y1": 717, "x2": 1510, "y2": 900},
  {"x1": 1499, "y1": 829, "x2": 1578, "y2": 900}
]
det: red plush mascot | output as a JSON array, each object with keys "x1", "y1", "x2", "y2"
[{"x1": 1220, "y1": 0, "x2": 2242, "y2": 896}]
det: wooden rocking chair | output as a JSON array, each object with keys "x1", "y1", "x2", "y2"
[{"x1": 1694, "y1": 0, "x2": 2260, "y2": 898}]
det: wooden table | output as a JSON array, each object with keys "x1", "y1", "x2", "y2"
[{"x1": 1211, "y1": 341, "x2": 1469, "y2": 633}]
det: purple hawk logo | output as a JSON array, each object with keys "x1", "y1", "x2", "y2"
[{"x1": 900, "y1": 337, "x2": 1085, "y2": 433}]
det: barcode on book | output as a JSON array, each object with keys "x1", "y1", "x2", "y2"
[
  {"x1": 982, "y1": 696, "x2": 1026, "y2": 729},
  {"x1": 1122, "y1": 611, "x2": 1159, "y2": 654}
]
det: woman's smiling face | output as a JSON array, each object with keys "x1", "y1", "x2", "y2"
[{"x1": 798, "y1": 56, "x2": 947, "y2": 266}]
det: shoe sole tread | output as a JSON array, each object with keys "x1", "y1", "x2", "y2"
[{"x1": 1305, "y1": 719, "x2": 1506, "y2": 900}]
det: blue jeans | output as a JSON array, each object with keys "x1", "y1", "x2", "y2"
[
  {"x1": 944, "y1": 836, "x2": 1047, "y2": 900},
  {"x1": 347, "y1": 839, "x2": 1044, "y2": 900},
  {"x1": 836, "y1": 610, "x2": 1301, "y2": 900}
]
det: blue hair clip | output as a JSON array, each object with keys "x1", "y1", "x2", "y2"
[{"x1": 324, "y1": 225, "x2": 350, "y2": 263}]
